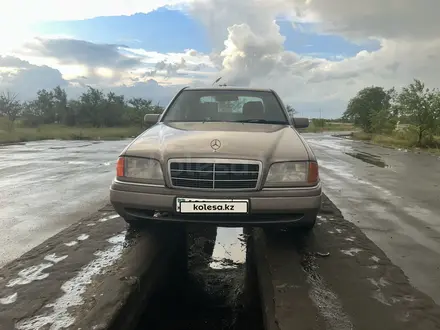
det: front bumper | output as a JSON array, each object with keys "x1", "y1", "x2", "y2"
[{"x1": 109, "y1": 179, "x2": 322, "y2": 225}]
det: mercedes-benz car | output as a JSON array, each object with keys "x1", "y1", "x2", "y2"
[{"x1": 109, "y1": 87, "x2": 322, "y2": 230}]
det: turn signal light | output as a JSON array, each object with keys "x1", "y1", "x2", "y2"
[
  {"x1": 308, "y1": 161, "x2": 319, "y2": 184},
  {"x1": 116, "y1": 157, "x2": 125, "y2": 177}
]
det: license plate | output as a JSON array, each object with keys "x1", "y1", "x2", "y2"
[{"x1": 176, "y1": 198, "x2": 249, "y2": 213}]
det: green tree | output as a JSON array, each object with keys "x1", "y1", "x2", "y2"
[
  {"x1": 343, "y1": 86, "x2": 394, "y2": 133},
  {"x1": 370, "y1": 107, "x2": 397, "y2": 134},
  {"x1": 34, "y1": 89, "x2": 56, "y2": 124},
  {"x1": 285, "y1": 104, "x2": 297, "y2": 117},
  {"x1": 52, "y1": 86, "x2": 68, "y2": 124},
  {"x1": 0, "y1": 91, "x2": 21, "y2": 130},
  {"x1": 128, "y1": 97, "x2": 153, "y2": 128},
  {"x1": 105, "y1": 92, "x2": 126, "y2": 127},
  {"x1": 396, "y1": 79, "x2": 438, "y2": 146},
  {"x1": 77, "y1": 87, "x2": 106, "y2": 127},
  {"x1": 2, "y1": 86, "x2": 163, "y2": 129},
  {"x1": 152, "y1": 103, "x2": 165, "y2": 114}
]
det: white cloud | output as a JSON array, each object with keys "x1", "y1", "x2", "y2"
[
  {"x1": 1, "y1": 1, "x2": 189, "y2": 24},
  {"x1": 288, "y1": 0, "x2": 440, "y2": 41},
  {"x1": 0, "y1": 54, "x2": 181, "y2": 104},
  {"x1": 0, "y1": 36, "x2": 216, "y2": 104},
  {"x1": 188, "y1": 0, "x2": 440, "y2": 117},
  {"x1": 0, "y1": 56, "x2": 68, "y2": 99},
  {"x1": 2, "y1": 0, "x2": 440, "y2": 118}
]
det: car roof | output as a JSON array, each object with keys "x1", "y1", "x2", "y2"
[{"x1": 183, "y1": 86, "x2": 274, "y2": 93}]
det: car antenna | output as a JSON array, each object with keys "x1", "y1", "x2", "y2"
[{"x1": 212, "y1": 77, "x2": 222, "y2": 86}]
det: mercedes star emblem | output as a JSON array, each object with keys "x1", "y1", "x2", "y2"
[{"x1": 210, "y1": 139, "x2": 221, "y2": 151}]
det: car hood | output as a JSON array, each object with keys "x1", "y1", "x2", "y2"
[{"x1": 122, "y1": 122, "x2": 310, "y2": 163}]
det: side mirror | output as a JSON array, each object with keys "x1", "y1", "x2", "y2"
[
  {"x1": 292, "y1": 117, "x2": 309, "y2": 129},
  {"x1": 144, "y1": 113, "x2": 160, "y2": 124}
]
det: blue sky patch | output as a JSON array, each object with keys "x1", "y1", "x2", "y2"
[
  {"x1": 32, "y1": 7, "x2": 381, "y2": 58},
  {"x1": 32, "y1": 8, "x2": 211, "y2": 53},
  {"x1": 278, "y1": 21, "x2": 380, "y2": 59}
]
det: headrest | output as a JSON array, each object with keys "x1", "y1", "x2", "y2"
[
  {"x1": 192, "y1": 101, "x2": 219, "y2": 119},
  {"x1": 243, "y1": 101, "x2": 265, "y2": 117},
  {"x1": 201, "y1": 102, "x2": 219, "y2": 115}
]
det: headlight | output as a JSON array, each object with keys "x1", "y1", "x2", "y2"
[
  {"x1": 264, "y1": 161, "x2": 319, "y2": 186},
  {"x1": 117, "y1": 156, "x2": 164, "y2": 182}
]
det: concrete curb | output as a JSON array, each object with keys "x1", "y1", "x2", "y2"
[
  {"x1": 251, "y1": 228, "x2": 280, "y2": 330},
  {"x1": 0, "y1": 208, "x2": 186, "y2": 330},
  {"x1": 79, "y1": 228, "x2": 186, "y2": 330}
]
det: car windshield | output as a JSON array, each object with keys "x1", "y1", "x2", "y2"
[{"x1": 161, "y1": 90, "x2": 289, "y2": 124}]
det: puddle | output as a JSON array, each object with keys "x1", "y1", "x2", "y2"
[
  {"x1": 209, "y1": 228, "x2": 246, "y2": 269},
  {"x1": 345, "y1": 151, "x2": 388, "y2": 168}
]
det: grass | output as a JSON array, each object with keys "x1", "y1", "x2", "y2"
[
  {"x1": 1, "y1": 119, "x2": 354, "y2": 144},
  {"x1": 351, "y1": 131, "x2": 440, "y2": 155},
  {"x1": 0, "y1": 124, "x2": 144, "y2": 145},
  {"x1": 300, "y1": 121, "x2": 356, "y2": 133}
]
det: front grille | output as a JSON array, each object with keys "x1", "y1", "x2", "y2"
[{"x1": 169, "y1": 160, "x2": 260, "y2": 190}]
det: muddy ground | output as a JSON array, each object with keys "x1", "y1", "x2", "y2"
[
  {"x1": 135, "y1": 226, "x2": 263, "y2": 330},
  {"x1": 1, "y1": 194, "x2": 439, "y2": 330},
  {"x1": 135, "y1": 195, "x2": 440, "y2": 330},
  {"x1": 257, "y1": 195, "x2": 440, "y2": 330},
  {"x1": 304, "y1": 133, "x2": 440, "y2": 304}
]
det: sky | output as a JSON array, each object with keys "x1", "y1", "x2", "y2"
[{"x1": 1, "y1": 1, "x2": 439, "y2": 118}]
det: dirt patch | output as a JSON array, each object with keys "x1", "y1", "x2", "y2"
[{"x1": 253, "y1": 194, "x2": 440, "y2": 330}]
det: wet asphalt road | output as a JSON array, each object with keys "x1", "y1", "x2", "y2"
[
  {"x1": 1, "y1": 134, "x2": 440, "y2": 308},
  {"x1": 303, "y1": 133, "x2": 440, "y2": 304},
  {"x1": 0, "y1": 140, "x2": 128, "y2": 267}
]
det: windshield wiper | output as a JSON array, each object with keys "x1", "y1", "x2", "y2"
[{"x1": 236, "y1": 119, "x2": 287, "y2": 124}]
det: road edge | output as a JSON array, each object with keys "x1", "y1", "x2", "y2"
[
  {"x1": 251, "y1": 227, "x2": 280, "y2": 330},
  {"x1": 107, "y1": 227, "x2": 187, "y2": 330}
]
